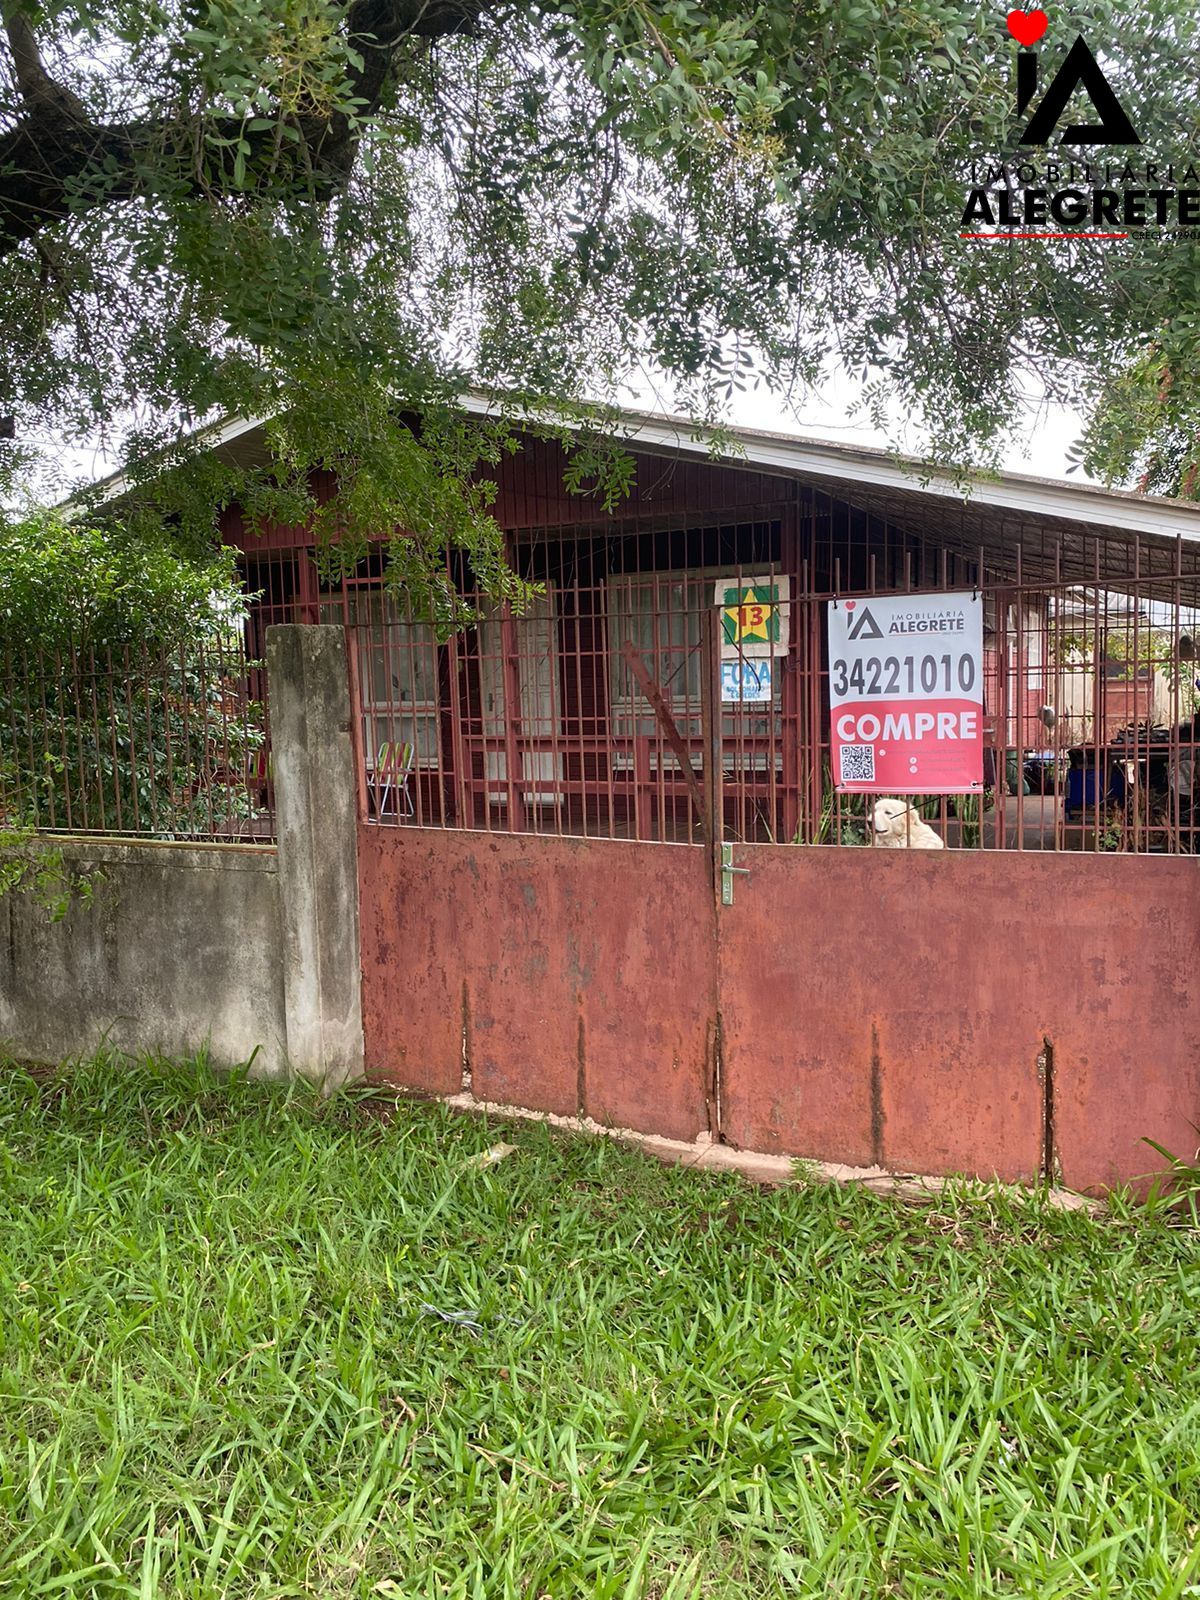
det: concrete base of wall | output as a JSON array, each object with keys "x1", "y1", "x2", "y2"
[
  {"x1": 431, "y1": 1087, "x2": 1103, "y2": 1214},
  {"x1": 0, "y1": 839, "x2": 289, "y2": 1077}
]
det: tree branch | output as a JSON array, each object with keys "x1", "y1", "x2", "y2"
[
  {"x1": 3, "y1": 0, "x2": 89, "y2": 121},
  {"x1": 0, "y1": 0, "x2": 509, "y2": 256},
  {"x1": 4, "y1": 3, "x2": 53, "y2": 102}
]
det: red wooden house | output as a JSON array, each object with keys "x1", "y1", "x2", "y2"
[{"x1": 216, "y1": 398, "x2": 1200, "y2": 852}]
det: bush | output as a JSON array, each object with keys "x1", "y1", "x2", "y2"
[{"x1": 0, "y1": 512, "x2": 265, "y2": 838}]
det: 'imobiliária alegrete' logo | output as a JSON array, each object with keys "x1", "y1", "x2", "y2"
[
  {"x1": 959, "y1": 11, "x2": 1197, "y2": 239},
  {"x1": 1007, "y1": 9, "x2": 1139, "y2": 145}
]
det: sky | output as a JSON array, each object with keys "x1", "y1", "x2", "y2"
[
  {"x1": 617, "y1": 352, "x2": 1097, "y2": 485},
  {"x1": 729, "y1": 378, "x2": 1092, "y2": 484}
]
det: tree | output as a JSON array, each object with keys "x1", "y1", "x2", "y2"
[{"x1": 1, "y1": 0, "x2": 1198, "y2": 603}]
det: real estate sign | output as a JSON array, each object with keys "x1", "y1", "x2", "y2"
[{"x1": 827, "y1": 592, "x2": 984, "y2": 794}]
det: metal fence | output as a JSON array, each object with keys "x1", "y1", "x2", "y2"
[
  {"x1": 340, "y1": 513, "x2": 1200, "y2": 854},
  {"x1": 0, "y1": 637, "x2": 274, "y2": 842}
]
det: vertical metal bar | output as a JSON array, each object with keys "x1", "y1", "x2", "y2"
[
  {"x1": 178, "y1": 638, "x2": 196, "y2": 836},
  {"x1": 159, "y1": 640, "x2": 179, "y2": 834},
  {"x1": 235, "y1": 633, "x2": 253, "y2": 837},
  {"x1": 634, "y1": 734, "x2": 652, "y2": 841},
  {"x1": 1139, "y1": 540, "x2": 1145, "y2": 851},
  {"x1": 86, "y1": 646, "x2": 112, "y2": 832},
  {"x1": 345, "y1": 623, "x2": 370, "y2": 824},
  {"x1": 66, "y1": 644, "x2": 90, "y2": 831},
  {"x1": 446, "y1": 626, "x2": 468, "y2": 829},
  {"x1": 297, "y1": 550, "x2": 319, "y2": 624},
  {"x1": 121, "y1": 646, "x2": 139, "y2": 835},
  {"x1": 1092, "y1": 548, "x2": 1103, "y2": 851},
  {"x1": 732, "y1": 556, "x2": 743, "y2": 845},
  {"x1": 211, "y1": 635, "x2": 233, "y2": 839},
  {"x1": 500, "y1": 601, "x2": 526, "y2": 833},
  {"x1": 377, "y1": 595, "x2": 400, "y2": 824},
  {"x1": 1014, "y1": 544, "x2": 1025, "y2": 852},
  {"x1": 468, "y1": 614, "x2": 492, "y2": 834},
  {"x1": 702, "y1": 607, "x2": 722, "y2": 896},
  {"x1": 781, "y1": 503, "x2": 800, "y2": 843},
  {"x1": 52, "y1": 646, "x2": 74, "y2": 825},
  {"x1": 598, "y1": 572, "x2": 617, "y2": 841},
  {"x1": 652, "y1": 570, "x2": 666, "y2": 843},
  {"x1": 12, "y1": 650, "x2": 30, "y2": 827},
  {"x1": 403, "y1": 608, "x2": 427, "y2": 829},
  {"x1": 1175, "y1": 535, "x2": 1187, "y2": 854},
  {"x1": 547, "y1": 590, "x2": 564, "y2": 836},
  {"x1": 766, "y1": 548, "x2": 779, "y2": 842}
]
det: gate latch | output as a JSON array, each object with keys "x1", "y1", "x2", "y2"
[{"x1": 720, "y1": 843, "x2": 751, "y2": 906}]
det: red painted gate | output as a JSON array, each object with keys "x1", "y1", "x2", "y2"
[
  {"x1": 714, "y1": 846, "x2": 1200, "y2": 1187},
  {"x1": 359, "y1": 828, "x2": 717, "y2": 1142},
  {"x1": 359, "y1": 812, "x2": 1200, "y2": 1193},
  {"x1": 354, "y1": 598, "x2": 1200, "y2": 1195}
]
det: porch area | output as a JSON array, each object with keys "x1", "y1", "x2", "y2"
[{"x1": 230, "y1": 437, "x2": 1200, "y2": 856}]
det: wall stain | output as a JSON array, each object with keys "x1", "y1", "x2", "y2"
[{"x1": 870, "y1": 1023, "x2": 885, "y2": 1168}]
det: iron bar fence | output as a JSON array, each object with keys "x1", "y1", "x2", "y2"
[
  {"x1": 0, "y1": 636, "x2": 274, "y2": 843},
  {"x1": 28, "y1": 506, "x2": 1195, "y2": 855},
  {"x1": 331, "y1": 511, "x2": 1200, "y2": 855}
]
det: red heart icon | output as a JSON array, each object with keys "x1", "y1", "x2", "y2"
[{"x1": 1007, "y1": 8, "x2": 1048, "y2": 45}]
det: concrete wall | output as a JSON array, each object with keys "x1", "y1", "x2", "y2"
[
  {"x1": 0, "y1": 626, "x2": 364, "y2": 1088},
  {"x1": 267, "y1": 625, "x2": 364, "y2": 1092},
  {"x1": 0, "y1": 839, "x2": 289, "y2": 1074}
]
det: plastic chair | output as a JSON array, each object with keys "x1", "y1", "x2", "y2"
[{"x1": 374, "y1": 740, "x2": 415, "y2": 818}]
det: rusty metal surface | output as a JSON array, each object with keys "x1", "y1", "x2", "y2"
[
  {"x1": 362, "y1": 820, "x2": 1200, "y2": 1189},
  {"x1": 718, "y1": 847, "x2": 1200, "y2": 1189},
  {"x1": 358, "y1": 824, "x2": 714, "y2": 1140},
  {"x1": 328, "y1": 530, "x2": 1200, "y2": 856},
  {"x1": 358, "y1": 824, "x2": 463, "y2": 1098},
  {"x1": 1037, "y1": 854, "x2": 1200, "y2": 1192}
]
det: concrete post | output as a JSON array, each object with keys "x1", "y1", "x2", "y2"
[{"x1": 266, "y1": 624, "x2": 364, "y2": 1090}]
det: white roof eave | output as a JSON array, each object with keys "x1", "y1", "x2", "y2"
[
  {"x1": 458, "y1": 395, "x2": 1200, "y2": 546},
  {"x1": 82, "y1": 395, "x2": 1200, "y2": 548}
]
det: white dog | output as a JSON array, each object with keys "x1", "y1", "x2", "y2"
[{"x1": 872, "y1": 797, "x2": 944, "y2": 849}]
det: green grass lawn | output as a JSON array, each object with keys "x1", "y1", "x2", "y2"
[{"x1": 1, "y1": 1057, "x2": 1198, "y2": 1599}]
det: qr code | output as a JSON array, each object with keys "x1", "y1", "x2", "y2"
[{"x1": 839, "y1": 743, "x2": 875, "y2": 784}]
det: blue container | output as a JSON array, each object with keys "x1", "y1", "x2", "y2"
[{"x1": 1064, "y1": 767, "x2": 1099, "y2": 816}]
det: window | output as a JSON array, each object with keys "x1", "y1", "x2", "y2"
[
  {"x1": 477, "y1": 592, "x2": 562, "y2": 804},
  {"x1": 607, "y1": 570, "x2": 783, "y2": 768},
  {"x1": 321, "y1": 591, "x2": 441, "y2": 768},
  {"x1": 609, "y1": 574, "x2": 706, "y2": 747}
]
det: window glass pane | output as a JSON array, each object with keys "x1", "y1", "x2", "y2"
[{"x1": 609, "y1": 570, "x2": 780, "y2": 763}]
